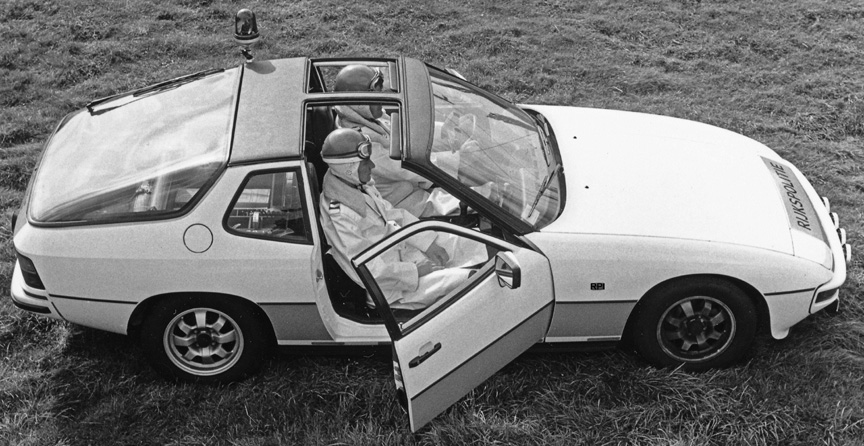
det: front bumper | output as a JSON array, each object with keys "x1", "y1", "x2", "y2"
[
  {"x1": 808, "y1": 195, "x2": 852, "y2": 315},
  {"x1": 762, "y1": 163, "x2": 851, "y2": 339},
  {"x1": 779, "y1": 160, "x2": 850, "y2": 315},
  {"x1": 9, "y1": 261, "x2": 64, "y2": 320}
]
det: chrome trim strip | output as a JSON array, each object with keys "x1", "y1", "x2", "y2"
[
  {"x1": 49, "y1": 294, "x2": 136, "y2": 305},
  {"x1": 546, "y1": 335, "x2": 621, "y2": 343},
  {"x1": 764, "y1": 288, "x2": 816, "y2": 296}
]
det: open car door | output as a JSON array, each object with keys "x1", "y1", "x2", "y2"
[{"x1": 352, "y1": 221, "x2": 554, "y2": 432}]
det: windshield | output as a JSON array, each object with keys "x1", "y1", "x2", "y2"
[
  {"x1": 428, "y1": 70, "x2": 561, "y2": 228},
  {"x1": 30, "y1": 69, "x2": 238, "y2": 224}
]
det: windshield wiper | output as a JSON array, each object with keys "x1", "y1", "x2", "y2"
[
  {"x1": 86, "y1": 68, "x2": 224, "y2": 115},
  {"x1": 521, "y1": 110, "x2": 561, "y2": 219},
  {"x1": 530, "y1": 112, "x2": 557, "y2": 168},
  {"x1": 132, "y1": 68, "x2": 223, "y2": 97},
  {"x1": 532, "y1": 113, "x2": 552, "y2": 146},
  {"x1": 487, "y1": 112, "x2": 534, "y2": 131},
  {"x1": 527, "y1": 164, "x2": 561, "y2": 218}
]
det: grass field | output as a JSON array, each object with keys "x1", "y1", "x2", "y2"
[{"x1": 2, "y1": 0, "x2": 863, "y2": 444}]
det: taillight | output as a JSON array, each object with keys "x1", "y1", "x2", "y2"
[{"x1": 16, "y1": 252, "x2": 45, "y2": 290}]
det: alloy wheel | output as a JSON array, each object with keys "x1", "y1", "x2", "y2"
[
  {"x1": 163, "y1": 307, "x2": 245, "y2": 376},
  {"x1": 656, "y1": 295, "x2": 736, "y2": 362}
]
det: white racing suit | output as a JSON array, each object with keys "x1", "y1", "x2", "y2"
[
  {"x1": 319, "y1": 171, "x2": 484, "y2": 310},
  {"x1": 335, "y1": 106, "x2": 460, "y2": 218},
  {"x1": 369, "y1": 147, "x2": 460, "y2": 218}
]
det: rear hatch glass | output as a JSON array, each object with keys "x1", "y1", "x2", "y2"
[{"x1": 30, "y1": 68, "x2": 239, "y2": 224}]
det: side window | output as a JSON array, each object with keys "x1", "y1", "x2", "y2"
[
  {"x1": 359, "y1": 229, "x2": 496, "y2": 334},
  {"x1": 225, "y1": 169, "x2": 311, "y2": 243}
]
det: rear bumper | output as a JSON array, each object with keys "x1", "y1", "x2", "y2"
[{"x1": 9, "y1": 261, "x2": 64, "y2": 320}]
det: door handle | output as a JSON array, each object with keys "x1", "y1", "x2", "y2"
[{"x1": 409, "y1": 342, "x2": 442, "y2": 368}]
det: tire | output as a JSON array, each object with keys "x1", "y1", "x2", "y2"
[
  {"x1": 140, "y1": 295, "x2": 271, "y2": 383},
  {"x1": 632, "y1": 278, "x2": 757, "y2": 371}
]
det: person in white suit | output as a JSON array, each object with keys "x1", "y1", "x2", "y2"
[
  {"x1": 318, "y1": 128, "x2": 482, "y2": 311},
  {"x1": 332, "y1": 65, "x2": 459, "y2": 218}
]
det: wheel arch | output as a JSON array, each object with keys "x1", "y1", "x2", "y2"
[
  {"x1": 620, "y1": 273, "x2": 770, "y2": 346},
  {"x1": 127, "y1": 292, "x2": 277, "y2": 345}
]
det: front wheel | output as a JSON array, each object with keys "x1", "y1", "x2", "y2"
[
  {"x1": 632, "y1": 278, "x2": 757, "y2": 371},
  {"x1": 140, "y1": 296, "x2": 271, "y2": 382}
]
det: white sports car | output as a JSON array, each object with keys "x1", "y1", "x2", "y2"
[{"x1": 9, "y1": 51, "x2": 851, "y2": 431}]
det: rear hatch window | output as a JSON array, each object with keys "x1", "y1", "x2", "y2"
[{"x1": 29, "y1": 68, "x2": 239, "y2": 224}]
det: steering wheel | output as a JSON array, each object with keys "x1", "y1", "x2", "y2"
[
  {"x1": 453, "y1": 201, "x2": 480, "y2": 228},
  {"x1": 423, "y1": 200, "x2": 479, "y2": 229}
]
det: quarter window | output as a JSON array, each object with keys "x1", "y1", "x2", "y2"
[{"x1": 225, "y1": 170, "x2": 310, "y2": 243}]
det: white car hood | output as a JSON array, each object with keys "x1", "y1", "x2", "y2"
[{"x1": 528, "y1": 105, "x2": 794, "y2": 254}]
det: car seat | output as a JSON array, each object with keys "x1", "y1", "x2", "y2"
[{"x1": 307, "y1": 162, "x2": 380, "y2": 323}]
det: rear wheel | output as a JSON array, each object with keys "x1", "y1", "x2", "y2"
[
  {"x1": 140, "y1": 296, "x2": 270, "y2": 382},
  {"x1": 633, "y1": 278, "x2": 757, "y2": 371}
]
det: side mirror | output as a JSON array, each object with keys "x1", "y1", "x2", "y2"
[
  {"x1": 494, "y1": 252, "x2": 521, "y2": 289},
  {"x1": 389, "y1": 111, "x2": 402, "y2": 160}
]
